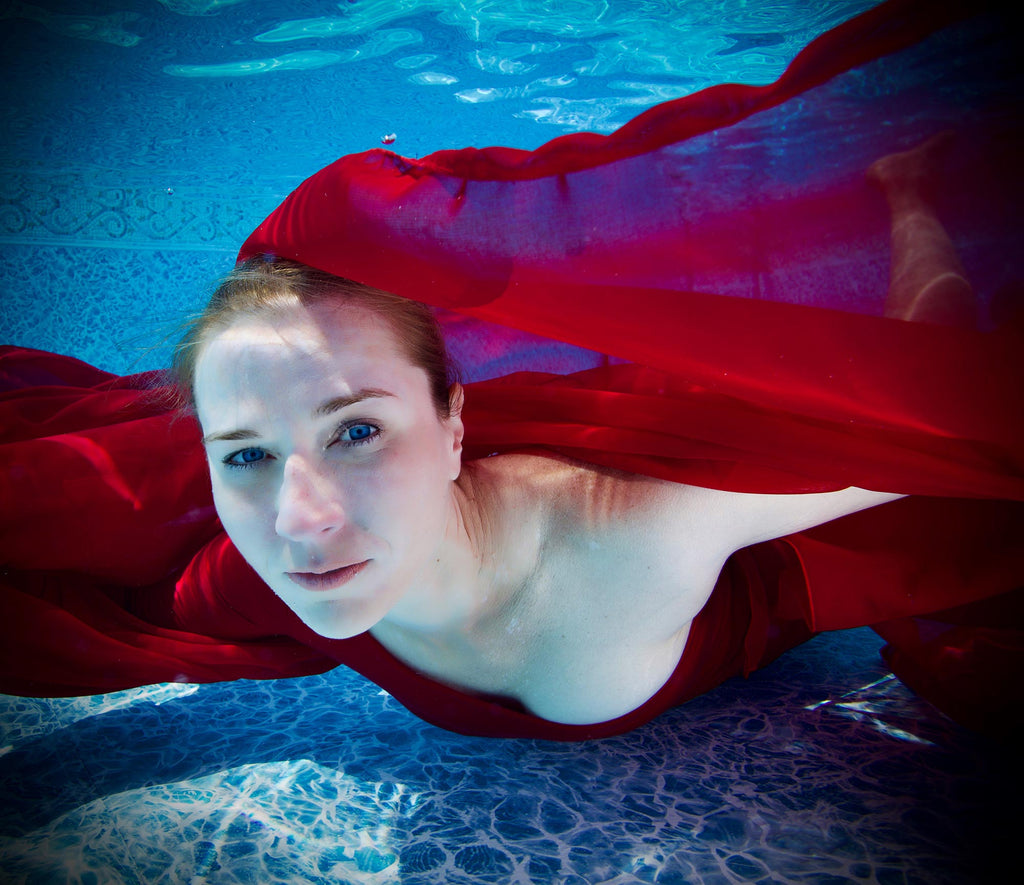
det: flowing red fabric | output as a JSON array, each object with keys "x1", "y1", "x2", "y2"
[{"x1": 2, "y1": 0, "x2": 1021, "y2": 739}]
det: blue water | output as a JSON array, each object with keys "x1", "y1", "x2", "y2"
[
  {"x1": 0, "y1": 0, "x2": 883, "y2": 375},
  {"x1": 0, "y1": 1, "x2": 1015, "y2": 883}
]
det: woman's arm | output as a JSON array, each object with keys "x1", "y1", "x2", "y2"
[{"x1": 684, "y1": 485, "x2": 906, "y2": 553}]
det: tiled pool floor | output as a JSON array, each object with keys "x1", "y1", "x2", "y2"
[{"x1": 0, "y1": 628, "x2": 1012, "y2": 884}]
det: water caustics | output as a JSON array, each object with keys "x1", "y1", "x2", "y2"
[
  {"x1": 157, "y1": 0, "x2": 880, "y2": 131},
  {"x1": 165, "y1": 49, "x2": 351, "y2": 78},
  {"x1": 156, "y1": 0, "x2": 250, "y2": 15},
  {"x1": 165, "y1": 29, "x2": 424, "y2": 78},
  {"x1": 2, "y1": 1, "x2": 142, "y2": 47}
]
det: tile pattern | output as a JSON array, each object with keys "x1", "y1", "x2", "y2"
[
  {"x1": 0, "y1": 629, "x2": 1011, "y2": 884},
  {"x1": 0, "y1": 165, "x2": 284, "y2": 251}
]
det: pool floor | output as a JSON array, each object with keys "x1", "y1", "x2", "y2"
[{"x1": 0, "y1": 627, "x2": 1013, "y2": 884}]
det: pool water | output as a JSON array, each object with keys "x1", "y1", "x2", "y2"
[
  {"x1": 1, "y1": 0, "x2": 880, "y2": 376},
  {"x1": 0, "y1": 1, "x2": 1017, "y2": 883}
]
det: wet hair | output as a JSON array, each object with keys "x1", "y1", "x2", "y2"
[{"x1": 172, "y1": 257, "x2": 459, "y2": 418}]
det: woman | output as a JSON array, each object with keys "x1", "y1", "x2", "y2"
[
  {"x1": 2, "y1": 136, "x2": 1020, "y2": 740},
  {"x1": 2, "y1": 0, "x2": 1021, "y2": 739},
  {"x1": 182, "y1": 256, "x2": 905, "y2": 729}
]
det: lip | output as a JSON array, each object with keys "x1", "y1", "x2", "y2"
[{"x1": 286, "y1": 560, "x2": 369, "y2": 592}]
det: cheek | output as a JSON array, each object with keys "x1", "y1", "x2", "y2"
[
  {"x1": 403, "y1": 436, "x2": 451, "y2": 488},
  {"x1": 208, "y1": 470, "x2": 271, "y2": 544},
  {"x1": 371, "y1": 439, "x2": 451, "y2": 518}
]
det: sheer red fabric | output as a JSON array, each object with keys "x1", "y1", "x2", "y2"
[{"x1": 2, "y1": 0, "x2": 1021, "y2": 739}]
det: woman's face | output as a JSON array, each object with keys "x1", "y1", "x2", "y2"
[{"x1": 194, "y1": 299, "x2": 464, "y2": 639}]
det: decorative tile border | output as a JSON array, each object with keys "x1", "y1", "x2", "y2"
[{"x1": 0, "y1": 165, "x2": 285, "y2": 250}]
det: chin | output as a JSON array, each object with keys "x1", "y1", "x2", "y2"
[{"x1": 294, "y1": 599, "x2": 386, "y2": 641}]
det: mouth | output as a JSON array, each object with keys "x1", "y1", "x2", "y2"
[{"x1": 286, "y1": 561, "x2": 370, "y2": 592}]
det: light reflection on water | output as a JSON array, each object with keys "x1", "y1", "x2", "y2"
[
  {"x1": 806, "y1": 674, "x2": 937, "y2": 746},
  {"x1": 3, "y1": 0, "x2": 881, "y2": 169}
]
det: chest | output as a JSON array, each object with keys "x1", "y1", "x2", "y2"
[
  {"x1": 497, "y1": 540, "x2": 707, "y2": 724},
  {"x1": 413, "y1": 538, "x2": 716, "y2": 726},
  {"x1": 374, "y1": 455, "x2": 733, "y2": 725}
]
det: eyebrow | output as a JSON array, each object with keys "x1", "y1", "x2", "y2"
[{"x1": 201, "y1": 387, "x2": 396, "y2": 445}]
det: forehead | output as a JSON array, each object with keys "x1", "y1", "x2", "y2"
[{"x1": 193, "y1": 300, "x2": 424, "y2": 419}]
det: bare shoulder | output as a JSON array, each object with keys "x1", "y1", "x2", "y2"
[
  {"x1": 481, "y1": 450, "x2": 905, "y2": 564},
  {"x1": 471, "y1": 451, "x2": 690, "y2": 569},
  {"x1": 607, "y1": 472, "x2": 906, "y2": 556},
  {"x1": 474, "y1": 451, "x2": 903, "y2": 638},
  {"x1": 475, "y1": 451, "x2": 676, "y2": 533},
  {"x1": 482, "y1": 452, "x2": 728, "y2": 591}
]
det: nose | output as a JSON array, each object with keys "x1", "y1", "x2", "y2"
[{"x1": 274, "y1": 455, "x2": 346, "y2": 542}]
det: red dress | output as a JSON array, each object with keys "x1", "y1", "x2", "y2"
[{"x1": 2, "y1": 0, "x2": 1021, "y2": 740}]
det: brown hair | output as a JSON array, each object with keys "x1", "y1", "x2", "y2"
[{"x1": 172, "y1": 257, "x2": 459, "y2": 417}]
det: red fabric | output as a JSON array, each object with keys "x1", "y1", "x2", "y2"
[
  {"x1": 0, "y1": 350, "x2": 334, "y2": 696},
  {"x1": 2, "y1": 0, "x2": 1022, "y2": 739},
  {"x1": 2, "y1": 344, "x2": 1019, "y2": 738}
]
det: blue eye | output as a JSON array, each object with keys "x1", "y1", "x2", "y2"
[
  {"x1": 347, "y1": 424, "x2": 374, "y2": 441},
  {"x1": 338, "y1": 423, "x2": 380, "y2": 446},
  {"x1": 224, "y1": 447, "x2": 267, "y2": 469}
]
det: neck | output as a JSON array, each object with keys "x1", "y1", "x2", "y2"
[{"x1": 372, "y1": 460, "x2": 528, "y2": 643}]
